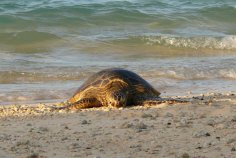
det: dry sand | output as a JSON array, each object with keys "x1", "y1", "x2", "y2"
[{"x1": 0, "y1": 93, "x2": 236, "y2": 158}]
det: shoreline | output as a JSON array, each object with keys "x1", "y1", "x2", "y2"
[
  {"x1": 0, "y1": 92, "x2": 236, "y2": 158},
  {"x1": 1, "y1": 92, "x2": 235, "y2": 118}
]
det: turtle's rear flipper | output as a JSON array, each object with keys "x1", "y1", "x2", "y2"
[{"x1": 50, "y1": 98, "x2": 102, "y2": 111}]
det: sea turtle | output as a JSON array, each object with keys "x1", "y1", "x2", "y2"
[{"x1": 54, "y1": 68, "x2": 187, "y2": 110}]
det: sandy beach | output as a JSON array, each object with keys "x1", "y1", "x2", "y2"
[
  {"x1": 0, "y1": 92, "x2": 235, "y2": 158},
  {"x1": 1, "y1": 1, "x2": 236, "y2": 158}
]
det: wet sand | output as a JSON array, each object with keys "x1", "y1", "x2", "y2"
[{"x1": 0, "y1": 93, "x2": 236, "y2": 158}]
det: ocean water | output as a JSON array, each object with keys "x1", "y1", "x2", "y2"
[{"x1": 0, "y1": 0, "x2": 236, "y2": 104}]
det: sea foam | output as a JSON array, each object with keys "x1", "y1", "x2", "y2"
[{"x1": 140, "y1": 35, "x2": 236, "y2": 50}]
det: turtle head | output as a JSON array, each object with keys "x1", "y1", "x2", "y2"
[{"x1": 107, "y1": 91, "x2": 128, "y2": 107}]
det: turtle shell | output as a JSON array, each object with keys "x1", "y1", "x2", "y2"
[{"x1": 69, "y1": 68, "x2": 161, "y2": 102}]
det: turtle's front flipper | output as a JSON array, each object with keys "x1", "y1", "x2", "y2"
[
  {"x1": 52, "y1": 98, "x2": 102, "y2": 111},
  {"x1": 134, "y1": 97, "x2": 189, "y2": 106},
  {"x1": 160, "y1": 98, "x2": 189, "y2": 104}
]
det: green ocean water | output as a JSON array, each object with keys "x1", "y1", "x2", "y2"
[{"x1": 0, "y1": 0, "x2": 236, "y2": 104}]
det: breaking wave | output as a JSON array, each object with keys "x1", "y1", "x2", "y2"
[{"x1": 127, "y1": 35, "x2": 236, "y2": 50}]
